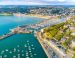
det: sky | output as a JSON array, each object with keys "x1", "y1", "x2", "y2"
[{"x1": 0, "y1": 0, "x2": 75, "y2": 5}]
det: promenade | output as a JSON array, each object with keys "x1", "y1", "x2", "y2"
[
  {"x1": 35, "y1": 30, "x2": 73, "y2": 58},
  {"x1": 35, "y1": 31, "x2": 51, "y2": 58}
]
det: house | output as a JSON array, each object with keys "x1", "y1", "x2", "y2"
[
  {"x1": 60, "y1": 37, "x2": 67, "y2": 43},
  {"x1": 41, "y1": 29, "x2": 44, "y2": 33},
  {"x1": 71, "y1": 32, "x2": 75, "y2": 36},
  {"x1": 70, "y1": 39, "x2": 75, "y2": 48}
]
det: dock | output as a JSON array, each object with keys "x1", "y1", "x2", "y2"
[
  {"x1": 0, "y1": 18, "x2": 65, "y2": 40},
  {"x1": 0, "y1": 26, "x2": 32, "y2": 40},
  {"x1": 0, "y1": 32, "x2": 15, "y2": 40}
]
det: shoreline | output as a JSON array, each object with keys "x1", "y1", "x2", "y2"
[
  {"x1": 35, "y1": 32, "x2": 51, "y2": 58},
  {"x1": 25, "y1": 14, "x2": 51, "y2": 19},
  {"x1": 13, "y1": 13, "x2": 59, "y2": 20},
  {"x1": 0, "y1": 13, "x2": 60, "y2": 20}
]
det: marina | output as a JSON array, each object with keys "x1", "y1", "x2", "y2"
[
  {"x1": 0, "y1": 17, "x2": 65, "y2": 40},
  {"x1": 0, "y1": 34, "x2": 47, "y2": 58},
  {"x1": 0, "y1": 4, "x2": 74, "y2": 58},
  {"x1": 0, "y1": 16, "x2": 47, "y2": 58},
  {"x1": 0, "y1": 15, "x2": 66, "y2": 58}
]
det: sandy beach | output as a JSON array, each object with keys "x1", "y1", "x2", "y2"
[{"x1": 13, "y1": 13, "x2": 58, "y2": 20}]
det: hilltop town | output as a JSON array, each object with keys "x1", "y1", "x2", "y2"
[{"x1": 0, "y1": 5, "x2": 75, "y2": 17}]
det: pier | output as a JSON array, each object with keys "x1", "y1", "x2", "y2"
[
  {"x1": 0, "y1": 26, "x2": 32, "y2": 40},
  {"x1": 0, "y1": 18, "x2": 65, "y2": 40},
  {"x1": 0, "y1": 32, "x2": 15, "y2": 40},
  {"x1": 10, "y1": 26, "x2": 32, "y2": 34}
]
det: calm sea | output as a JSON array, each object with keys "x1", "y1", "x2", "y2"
[{"x1": 0, "y1": 16, "x2": 47, "y2": 58}]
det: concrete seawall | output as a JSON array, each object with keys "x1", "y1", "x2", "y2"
[{"x1": 35, "y1": 32, "x2": 51, "y2": 58}]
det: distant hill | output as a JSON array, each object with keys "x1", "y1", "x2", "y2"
[{"x1": 0, "y1": 5, "x2": 75, "y2": 15}]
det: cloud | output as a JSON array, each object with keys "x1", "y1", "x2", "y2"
[
  {"x1": 57, "y1": 0, "x2": 66, "y2": 2},
  {"x1": 67, "y1": 0, "x2": 75, "y2": 2},
  {"x1": 0, "y1": 0, "x2": 74, "y2": 5},
  {"x1": 0, "y1": 1, "x2": 49, "y2": 5}
]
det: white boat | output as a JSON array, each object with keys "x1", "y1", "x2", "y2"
[
  {"x1": 18, "y1": 49, "x2": 20, "y2": 52},
  {"x1": 32, "y1": 48, "x2": 35, "y2": 50},
  {"x1": 9, "y1": 51, "x2": 12, "y2": 54},
  {"x1": 13, "y1": 56, "x2": 16, "y2": 58},
  {"x1": 17, "y1": 45, "x2": 20, "y2": 47},
  {"x1": 5, "y1": 49, "x2": 8, "y2": 52},
  {"x1": 13, "y1": 48, "x2": 16, "y2": 52},
  {"x1": 0, "y1": 56, "x2": 2, "y2": 58},
  {"x1": 34, "y1": 53, "x2": 37, "y2": 56},
  {"x1": 22, "y1": 54, "x2": 24, "y2": 56},
  {"x1": 24, "y1": 44, "x2": 27, "y2": 47},
  {"x1": 31, "y1": 44, "x2": 34, "y2": 47},
  {"x1": 4, "y1": 55, "x2": 7, "y2": 57},
  {"x1": 1, "y1": 50, "x2": 4, "y2": 54},
  {"x1": 21, "y1": 50, "x2": 24, "y2": 52}
]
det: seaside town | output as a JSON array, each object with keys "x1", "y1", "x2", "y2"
[{"x1": 0, "y1": 5, "x2": 75, "y2": 58}]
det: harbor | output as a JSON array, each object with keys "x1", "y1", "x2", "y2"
[
  {"x1": 0, "y1": 4, "x2": 74, "y2": 58},
  {"x1": 0, "y1": 16, "x2": 47, "y2": 58},
  {"x1": 0, "y1": 34, "x2": 47, "y2": 58},
  {"x1": 0, "y1": 26, "x2": 32, "y2": 40},
  {"x1": 0, "y1": 15, "x2": 67, "y2": 58},
  {"x1": 0, "y1": 18, "x2": 65, "y2": 40}
]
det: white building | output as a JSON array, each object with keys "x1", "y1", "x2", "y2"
[
  {"x1": 41, "y1": 29, "x2": 44, "y2": 33},
  {"x1": 70, "y1": 39, "x2": 75, "y2": 48},
  {"x1": 71, "y1": 32, "x2": 75, "y2": 36}
]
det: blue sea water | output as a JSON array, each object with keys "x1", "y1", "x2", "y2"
[
  {"x1": 0, "y1": 16, "x2": 43, "y2": 35},
  {"x1": 0, "y1": 16, "x2": 47, "y2": 58}
]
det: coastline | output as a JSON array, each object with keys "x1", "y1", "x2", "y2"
[
  {"x1": 0, "y1": 13, "x2": 59, "y2": 20},
  {"x1": 35, "y1": 31, "x2": 51, "y2": 58},
  {"x1": 34, "y1": 17, "x2": 69, "y2": 58},
  {"x1": 0, "y1": 13, "x2": 13, "y2": 16},
  {"x1": 25, "y1": 14, "x2": 51, "y2": 19},
  {"x1": 13, "y1": 13, "x2": 59, "y2": 20},
  {"x1": 0, "y1": 15, "x2": 49, "y2": 57}
]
